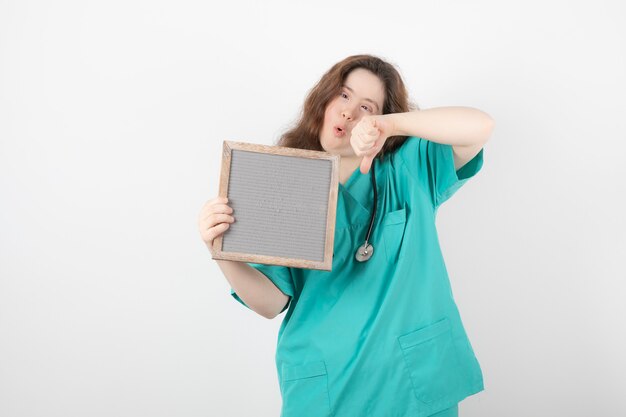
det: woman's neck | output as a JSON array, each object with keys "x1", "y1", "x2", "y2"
[{"x1": 339, "y1": 156, "x2": 361, "y2": 185}]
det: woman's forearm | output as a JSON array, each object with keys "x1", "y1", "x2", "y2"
[
  {"x1": 386, "y1": 106, "x2": 494, "y2": 147},
  {"x1": 216, "y1": 260, "x2": 289, "y2": 319}
]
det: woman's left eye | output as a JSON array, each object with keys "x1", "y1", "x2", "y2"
[{"x1": 361, "y1": 105, "x2": 372, "y2": 112}]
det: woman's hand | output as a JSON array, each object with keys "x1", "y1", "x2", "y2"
[
  {"x1": 198, "y1": 196, "x2": 235, "y2": 254},
  {"x1": 349, "y1": 115, "x2": 395, "y2": 174}
]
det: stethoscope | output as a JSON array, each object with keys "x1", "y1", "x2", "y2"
[{"x1": 355, "y1": 158, "x2": 377, "y2": 262}]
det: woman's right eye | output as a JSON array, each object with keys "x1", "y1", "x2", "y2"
[{"x1": 340, "y1": 92, "x2": 348, "y2": 99}]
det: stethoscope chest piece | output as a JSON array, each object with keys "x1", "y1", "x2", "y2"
[{"x1": 355, "y1": 243, "x2": 374, "y2": 262}]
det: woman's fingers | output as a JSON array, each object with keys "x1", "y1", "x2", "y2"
[
  {"x1": 200, "y1": 204, "x2": 233, "y2": 221},
  {"x1": 198, "y1": 197, "x2": 235, "y2": 247},
  {"x1": 350, "y1": 119, "x2": 382, "y2": 156},
  {"x1": 204, "y1": 213, "x2": 235, "y2": 228},
  {"x1": 201, "y1": 222, "x2": 231, "y2": 245}
]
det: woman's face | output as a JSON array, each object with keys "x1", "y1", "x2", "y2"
[{"x1": 320, "y1": 68, "x2": 386, "y2": 157}]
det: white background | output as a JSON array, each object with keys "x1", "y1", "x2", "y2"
[{"x1": 1, "y1": 0, "x2": 625, "y2": 416}]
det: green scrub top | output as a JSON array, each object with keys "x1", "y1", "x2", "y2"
[{"x1": 230, "y1": 136, "x2": 485, "y2": 417}]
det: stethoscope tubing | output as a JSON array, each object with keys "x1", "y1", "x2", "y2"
[
  {"x1": 364, "y1": 158, "x2": 377, "y2": 245},
  {"x1": 354, "y1": 158, "x2": 377, "y2": 262}
]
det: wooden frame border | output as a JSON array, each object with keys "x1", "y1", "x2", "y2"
[{"x1": 211, "y1": 140, "x2": 339, "y2": 271}]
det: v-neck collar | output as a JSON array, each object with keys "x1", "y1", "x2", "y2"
[
  {"x1": 336, "y1": 160, "x2": 385, "y2": 228},
  {"x1": 339, "y1": 164, "x2": 363, "y2": 189}
]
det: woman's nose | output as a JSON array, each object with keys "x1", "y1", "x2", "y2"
[{"x1": 341, "y1": 107, "x2": 354, "y2": 120}]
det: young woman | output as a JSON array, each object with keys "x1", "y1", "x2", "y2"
[{"x1": 198, "y1": 54, "x2": 494, "y2": 417}]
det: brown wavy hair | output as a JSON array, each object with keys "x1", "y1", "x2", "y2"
[{"x1": 277, "y1": 54, "x2": 418, "y2": 160}]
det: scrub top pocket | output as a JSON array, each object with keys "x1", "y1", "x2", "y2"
[
  {"x1": 281, "y1": 361, "x2": 331, "y2": 417},
  {"x1": 382, "y1": 207, "x2": 407, "y2": 263},
  {"x1": 398, "y1": 317, "x2": 463, "y2": 405}
]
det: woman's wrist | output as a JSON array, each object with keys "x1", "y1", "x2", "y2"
[{"x1": 383, "y1": 112, "x2": 412, "y2": 137}]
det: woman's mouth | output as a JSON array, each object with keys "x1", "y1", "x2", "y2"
[{"x1": 333, "y1": 126, "x2": 345, "y2": 138}]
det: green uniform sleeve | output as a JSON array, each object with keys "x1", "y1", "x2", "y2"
[
  {"x1": 230, "y1": 263, "x2": 295, "y2": 314},
  {"x1": 395, "y1": 136, "x2": 484, "y2": 208}
]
